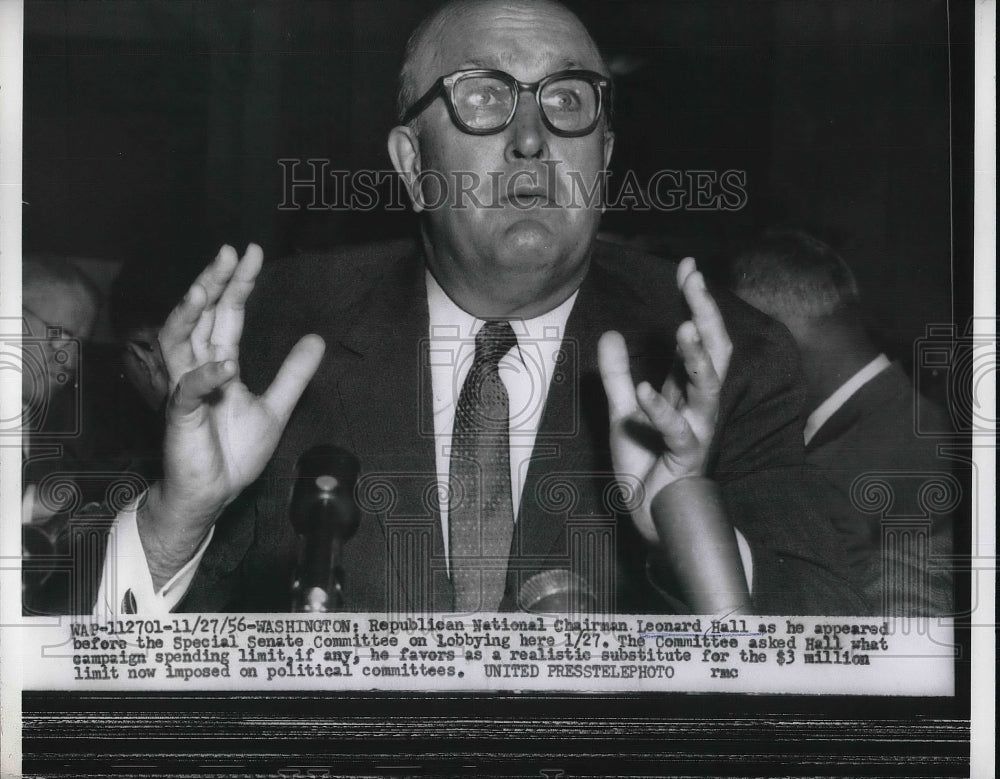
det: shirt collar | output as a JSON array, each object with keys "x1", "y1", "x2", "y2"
[
  {"x1": 804, "y1": 353, "x2": 891, "y2": 445},
  {"x1": 425, "y1": 269, "x2": 578, "y2": 353}
]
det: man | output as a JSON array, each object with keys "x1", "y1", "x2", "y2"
[
  {"x1": 20, "y1": 257, "x2": 102, "y2": 612},
  {"x1": 91, "y1": 0, "x2": 864, "y2": 616},
  {"x1": 729, "y1": 229, "x2": 953, "y2": 615},
  {"x1": 21, "y1": 256, "x2": 101, "y2": 524}
]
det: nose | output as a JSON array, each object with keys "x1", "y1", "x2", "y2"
[{"x1": 505, "y1": 92, "x2": 549, "y2": 161}]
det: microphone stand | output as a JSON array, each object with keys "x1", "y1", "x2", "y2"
[{"x1": 290, "y1": 446, "x2": 360, "y2": 613}]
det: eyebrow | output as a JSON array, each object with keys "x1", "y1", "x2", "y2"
[
  {"x1": 460, "y1": 55, "x2": 581, "y2": 73},
  {"x1": 21, "y1": 305, "x2": 81, "y2": 339}
]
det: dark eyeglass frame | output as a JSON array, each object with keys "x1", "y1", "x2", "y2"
[
  {"x1": 21, "y1": 305, "x2": 83, "y2": 343},
  {"x1": 401, "y1": 68, "x2": 613, "y2": 137}
]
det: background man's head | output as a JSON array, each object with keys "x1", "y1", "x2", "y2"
[
  {"x1": 21, "y1": 257, "x2": 101, "y2": 403},
  {"x1": 729, "y1": 229, "x2": 864, "y2": 339},
  {"x1": 388, "y1": 0, "x2": 615, "y2": 319},
  {"x1": 728, "y1": 229, "x2": 878, "y2": 408}
]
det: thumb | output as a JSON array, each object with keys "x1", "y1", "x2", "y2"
[
  {"x1": 597, "y1": 330, "x2": 638, "y2": 421},
  {"x1": 169, "y1": 360, "x2": 238, "y2": 418},
  {"x1": 261, "y1": 334, "x2": 326, "y2": 424}
]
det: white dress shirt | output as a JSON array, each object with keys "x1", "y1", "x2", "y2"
[
  {"x1": 426, "y1": 271, "x2": 577, "y2": 567},
  {"x1": 803, "y1": 354, "x2": 891, "y2": 446},
  {"x1": 92, "y1": 501, "x2": 213, "y2": 618}
]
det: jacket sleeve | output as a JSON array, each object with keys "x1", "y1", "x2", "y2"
[{"x1": 709, "y1": 295, "x2": 872, "y2": 615}]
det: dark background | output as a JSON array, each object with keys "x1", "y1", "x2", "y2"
[{"x1": 23, "y1": 0, "x2": 966, "y2": 373}]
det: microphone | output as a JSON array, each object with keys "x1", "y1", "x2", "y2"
[
  {"x1": 518, "y1": 569, "x2": 597, "y2": 615},
  {"x1": 290, "y1": 445, "x2": 360, "y2": 612}
]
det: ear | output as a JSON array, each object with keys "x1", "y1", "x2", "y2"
[
  {"x1": 388, "y1": 125, "x2": 424, "y2": 213},
  {"x1": 602, "y1": 128, "x2": 615, "y2": 170},
  {"x1": 599, "y1": 129, "x2": 615, "y2": 213},
  {"x1": 124, "y1": 339, "x2": 171, "y2": 411},
  {"x1": 125, "y1": 341, "x2": 157, "y2": 382}
]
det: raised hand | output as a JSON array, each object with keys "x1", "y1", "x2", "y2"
[
  {"x1": 598, "y1": 257, "x2": 733, "y2": 544},
  {"x1": 138, "y1": 245, "x2": 325, "y2": 586}
]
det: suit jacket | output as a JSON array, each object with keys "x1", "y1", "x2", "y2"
[
  {"x1": 21, "y1": 345, "x2": 164, "y2": 616},
  {"x1": 805, "y1": 362, "x2": 954, "y2": 615},
  {"x1": 172, "y1": 239, "x2": 865, "y2": 615}
]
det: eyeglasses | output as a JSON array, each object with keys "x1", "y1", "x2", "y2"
[
  {"x1": 22, "y1": 306, "x2": 84, "y2": 346},
  {"x1": 402, "y1": 68, "x2": 612, "y2": 137}
]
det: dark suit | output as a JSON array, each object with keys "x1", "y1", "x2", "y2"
[
  {"x1": 805, "y1": 362, "x2": 954, "y2": 615},
  {"x1": 22, "y1": 345, "x2": 163, "y2": 616},
  {"x1": 173, "y1": 239, "x2": 865, "y2": 615}
]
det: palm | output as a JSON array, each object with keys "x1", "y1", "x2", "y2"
[
  {"x1": 158, "y1": 244, "x2": 325, "y2": 525},
  {"x1": 606, "y1": 424, "x2": 663, "y2": 543},
  {"x1": 162, "y1": 380, "x2": 285, "y2": 511},
  {"x1": 605, "y1": 373, "x2": 711, "y2": 544},
  {"x1": 599, "y1": 259, "x2": 731, "y2": 545}
]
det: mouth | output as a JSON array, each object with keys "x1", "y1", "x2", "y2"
[{"x1": 503, "y1": 188, "x2": 555, "y2": 209}]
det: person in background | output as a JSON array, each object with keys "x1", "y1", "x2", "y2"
[
  {"x1": 21, "y1": 256, "x2": 102, "y2": 613},
  {"x1": 729, "y1": 229, "x2": 953, "y2": 616},
  {"x1": 21, "y1": 256, "x2": 101, "y2": 523},
  {"x1": 21, "y1": 255, "x2": 183, "y2": 614},
  {"x1": 104, "y1": 259, "x2": 188, "y2": 479},
  {"x1": 109, "y1": 259, "x2": 184, "y2": 417}
]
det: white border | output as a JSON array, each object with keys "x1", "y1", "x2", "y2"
[
  {"x1": 0, "y1": 0, "x2": 24, "y2": 776},
  {"x1": 970, "y1": 2, "x2": 996, "y2": 777}
]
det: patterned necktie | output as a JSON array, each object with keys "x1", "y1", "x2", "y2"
[{"x1": 449, "y1": 320, "x2": 518, "y2": 612}]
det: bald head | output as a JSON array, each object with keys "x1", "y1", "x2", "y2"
[
  {"x1": 21, "y1": 257, "x2": 101, "y2": 404},
  {"x1": 397, "y1": 0, "x2": 608, "y2": 123},
  {"x1": 22, "y1": 257, "x2": 100, "y2": 341}
]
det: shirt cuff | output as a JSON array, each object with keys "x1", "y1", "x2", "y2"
[{"x1": 93, "y1": 499, "x2": 214, "y2": 618}]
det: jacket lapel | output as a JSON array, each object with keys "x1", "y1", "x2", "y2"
[
  {"x1": 505, "y1": 253, "x2": 681, "y2": 610},
  {"x1": 805, "y1": 363, "x2": 899, "y2": 454},
  {"x1": 333, "y1": 251, "x2": 451, "y2": 613}
]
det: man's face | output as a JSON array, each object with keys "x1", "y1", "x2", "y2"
[{"x1": 393, "y1": 1, "x2": 614, "y2": 318}]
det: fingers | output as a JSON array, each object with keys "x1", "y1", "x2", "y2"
[
  {"x1": 212, "y1": 244, "x2": 264, "y2": 362},
  {"x1": 659, "y1": 370, "x2": 683, "y2": 408},
  {"x1": 597, "y1": 330, "x2": 638, "y2": 421},
  {"x1": 677, "y1": 320, "x2": 717, "y2": 386},
  {"x1": 261, "y1": 334, "x2": 327, "y2": 426},
  {"x1": 677, "y1": 256, "x2": 698, "y2": 288},
  {"x1": 189, "y1": 245, "x2": 240, "y2": 361},
  {"x1": 191, "y1": 244, "x2": 241, "y2": 309},
  {"x1": 636, "y1": 381, "x2": 698, "y2": 454},
  {"x1": 159, "y1": 244, "x2": 261, "y2": 381},
  {"x1": 168, "y1": 360, "x2": 238, "y2": 417},
  {"x1": 160, "y1": 281, "x2": 208, "y2": 381},
  {"x1": 677, "y1": 257, "x2": 732, "y2": 383},
  {"x1": 676, "y1": 320, "x2": 722, "y2": 419}
]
